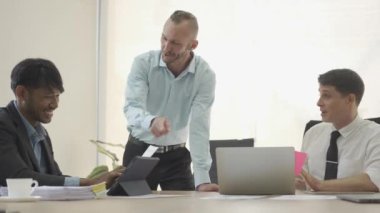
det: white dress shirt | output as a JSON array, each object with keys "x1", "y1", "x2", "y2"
[{"x1": 302, "y1": 116, "x2": 380, "y2": 189}]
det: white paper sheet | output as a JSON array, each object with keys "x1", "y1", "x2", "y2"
[
  {"x1": 270, "y1": 195, "x2": 337, "y2": 200},
  {"x1": 142, "y1": 145, "x2": 159, "y2": 157},
  {"x1": 105, "y1": 194, "x2": 186, "y2": 199},
  {"x1": 201, "y1": 195, "x2": 267, "y2": 200}
]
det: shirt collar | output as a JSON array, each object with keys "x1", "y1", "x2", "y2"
[
  {"x1": 158, "y1": 51, "x2": 196, "y2": 74},
  {"x1": 13, "y1": 100, "x2": 46, "y2": 141},
  {"x1": 333, "y1": 115, "x2": 362, "y2": 138}
]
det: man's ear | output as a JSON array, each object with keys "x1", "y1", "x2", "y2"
[
  {"x1": 190, "y1": 40, "x2": 198, "y2": 50},
  {"x1": 347, "y1": 93, "x2": 357, "y2": 105},
  {"x1": 15, "y1": 85, "x2": 28, "y2": 103}
]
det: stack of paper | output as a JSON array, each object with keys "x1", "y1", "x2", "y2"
[
  {"x1": 0, "y1": 182, "x2": 106, "y2": 201},
  {"x1": 33, "y1": 185, "x2": 97, "y2": 200}
]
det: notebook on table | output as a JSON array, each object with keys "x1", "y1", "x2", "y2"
[
  {"x1": 216, "y1": 147, "x2": 295, "y2": 195},
  {"x1": 337, "y1": 193, "x2": 380, "y2": 203}
]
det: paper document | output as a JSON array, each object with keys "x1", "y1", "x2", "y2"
[
  {"x1": 304, "y1": 190, "x2": 375, "y2": 195},
  {"x1": 143, "y1": 145, "x2": 159, "y2": 157},
  {"x1": 106, "y1": 194, "x2": 187, "y2": 199},
  {"x1": 0, "y1": 182, "x2": 106, "y2": 201},
  {"x1": 201, "y1": 195, "x2": 267, "y2": 200},
  {"x1": 270, "y1": 195, "x2": 337, "y2": 200}
]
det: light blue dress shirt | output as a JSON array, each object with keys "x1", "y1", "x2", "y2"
[
  {"x1": 124, "y1": 50, "x2": 216, "y2": 187},
  {"x1": 13, "y1": 101, "x2": 80, "y2": 186}
]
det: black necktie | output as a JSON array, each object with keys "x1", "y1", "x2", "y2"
[{"x1": 324, "y1": 131, "x2": 341, "y2": 180}]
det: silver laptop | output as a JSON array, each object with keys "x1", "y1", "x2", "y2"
[{"x1": 216, "y1": 147, "x2": 295, "y2": 195}]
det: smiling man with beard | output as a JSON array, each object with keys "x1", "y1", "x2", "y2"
[
  {"x1": 123, "y1": 10, "x2": 218, "y2": 192},
  {"x1": 0, "y1": 58, "x2": 123, "y2": 188},
  {"x1": 299, "y1": 69, "x2": 380, "y2": 192}
]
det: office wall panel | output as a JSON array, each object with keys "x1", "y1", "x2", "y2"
[{"x1": 0, "y1": 0, "x2": 97, "y2": 177}]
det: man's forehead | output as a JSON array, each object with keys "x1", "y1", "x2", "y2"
[
  {"x1": 32, "y1": 87, "x2": 61, "y2": 94},
  {"x1": 319, "y1": 85, "x2": 337, "y2": 92}
]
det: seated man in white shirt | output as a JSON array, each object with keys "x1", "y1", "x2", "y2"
[{"x1": 299, "y1": 69, "x2": 380, "y2": 192}]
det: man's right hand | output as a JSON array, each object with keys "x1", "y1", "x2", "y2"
[
  {"x1": 81, "y1": 166, "x2": 125, "y2": 189},
  {"x1": 196, "y1": 183, "x2": 219, "y2": 192},
  {"x1": 150, "y1": 117, "x2": 171, "y2": 137},
  {"x1": 96, "y1": 166, "x2": 125, "y2": 189}
]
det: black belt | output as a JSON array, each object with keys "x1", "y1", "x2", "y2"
[
  {"x1": 155, "y1": 143, "x2": 186, "y2": 153},
  {"x1": 130, "y1": 135, "x2": 186, "y2": 153}
]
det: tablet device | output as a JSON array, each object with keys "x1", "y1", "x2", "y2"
[
  {"x1": 337, "y1": 194, "x2": 380, "y2": 203},
  {"x1": 107, "y1": 156, "x2": 159, "y2": 196}
]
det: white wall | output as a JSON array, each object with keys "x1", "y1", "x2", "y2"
[
  {"x1": 2, "y1": 0, "x2": 380, "y2": 172},
  {"x1": 99, "y1": 0, "x2": 380, "y2": 166},
  {"x1": 0, "y1": 0, "x2": 98, "y2": 177}
]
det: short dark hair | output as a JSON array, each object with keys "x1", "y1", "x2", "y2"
[
  {"x1": 11, "y1": 58, "x2": 64, "y2": 93},
  {"x1": 169, "y1": 10, "x2": 198, "y2": 36},
  {"x1": 318, "y1": 69, "x2": 364, "y2": 105}
]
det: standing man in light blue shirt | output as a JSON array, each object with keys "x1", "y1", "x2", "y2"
[{"x1": 123, "y1": 10, "x2": 219, "y2": 192}]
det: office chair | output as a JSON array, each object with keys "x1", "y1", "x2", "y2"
[
  {"x1": 303, "y1": 120, "x2": 322, "y2": 135},
  {"x1": 303, "y1": 117, "x2": 380, "y2": 135},
  {"x1": 209, "y1": 138, "x2": 254, "y2": 184}
]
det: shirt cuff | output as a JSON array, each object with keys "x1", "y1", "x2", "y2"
[
  {"x1": 64, "y1": 177, "x2": 80, "y2": 186},
  {"x1": 193, "y1": 167, "x2": 211, "y2": 188},
  {"x1": 366, "y1": 169, "x2": 380, "y2": 190},
  {"x1": 142, "y1": 115, "x2": 156, "y2": 131}
]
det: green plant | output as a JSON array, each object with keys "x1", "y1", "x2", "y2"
[{"x1": 89, "y1": 139, "x2": 125, "y2": 170}]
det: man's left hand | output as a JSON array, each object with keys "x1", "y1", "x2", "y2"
[{"x1": 196, "y1": 183, "x2": 219, "y2": 192}]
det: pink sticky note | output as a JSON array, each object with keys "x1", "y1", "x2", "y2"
[{"x1": 295, "y1": 151, "x2": 307, "y2": 176}]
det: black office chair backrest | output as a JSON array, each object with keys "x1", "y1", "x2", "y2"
[
  {"x1": 304, "y1": 117, "x2": 380, "y2": 135},
  {"x1": 369, "y1": 117, "x2": 380, "y2": 125},
  {"x1": 303, "y1": 120, "x2": 322, "y2": 135},
  {"x1": 209, "y1": 138, "x2": 254, "y2": 184}
]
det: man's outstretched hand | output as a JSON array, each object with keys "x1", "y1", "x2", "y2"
[{"x1": 150, "y1": 117, "x2": 171, "y2": 137}]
